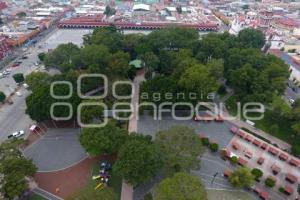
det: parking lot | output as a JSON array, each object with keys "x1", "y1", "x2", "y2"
[
  {"x1": 227, "y1": 131, "x2": 300, "y2": 199},
  {"x1": 137, "y1": 112, "x2": 234, "y2": 149}
]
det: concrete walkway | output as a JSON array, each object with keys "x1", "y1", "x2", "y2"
[{"x1": 121, "y1": 71, "x2": 145, "y2": 200}]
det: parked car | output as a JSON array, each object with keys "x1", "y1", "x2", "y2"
[
  {"x1": 22, "y1": 55, "x2": 28, "y2": 59},
  {"x1": 11, "y1": 61, "x2": 22, "y2": 67},
  {"x1": 7, "y1": 130, "x2": 25, "y2": 139},
  {"x1": 3, "y1": 70, "x2": 10, "y2": 75}
]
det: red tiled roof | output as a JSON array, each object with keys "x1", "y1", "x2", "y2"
[
  {"x1": 238, "y1": 157, "x2": 247, "y2": 166},
  {"x1": 260, "y1": 143, "x2": 268, "y2": 150},
  {"x1": 237, "y1": 130, "x2": 246, "y2": 138},
  {"x1": 257, "y1": 157, "x2": 265, "y2": 164},
  {"x1": 252, "y1": 139, "x2": 261, "y2": 146},
  {"x1": 268, "y1": 146, "x2": 279, "y2": 156},
  {"x1": 286, "y1": 173, "x2": 298, "y2": 183},
  {"x1": 224, "y1": 169, "x2": 232, "y2": 177},
  {"x1": 230, "y1": 126, "x2": 239, "y2": 134},
  {"x1": 271, "y1": 164, "x2": 281, "y2": 173},
  {"x1": 260, "y1": 191, "x2": 269, "y2": 200},
  {"x1": 289, "y1": 158, "x2": 300, "y2": 167},
  {"x1": 232, "y1": 142, "x2": 240, "y2": 150},
  {"x1": 284, "y1": 185, "x2": 294, "y2": 194},
  {"x1": 245, "y1": 134, "x2": 253, "y2": 142},
  {"x1": 279, "y1": 153, "x2": 289, "y2": 161}
]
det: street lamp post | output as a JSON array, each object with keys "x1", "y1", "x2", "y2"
[{"x1": 211, "y1": 172, "x2": 219, "y2": 185}]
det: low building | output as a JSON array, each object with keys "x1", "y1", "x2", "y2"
[{"x1": 0, "y1": 36, "x2": 11, "y2": 60}]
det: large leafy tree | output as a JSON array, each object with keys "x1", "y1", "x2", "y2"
[
  {"x1": 89, "y1": 27, "x2": 122, "y2": 52},
  {"x1": 155, "y1": 172, "x2": 207, "y2": 200},
  {"x1": 25, "y1": 72, "x2": 52, "y2": 92},
  {"x1": 155, "y1": 126, "x2": 203, "y2": 173},
  {"x1": 79, "y1": 122, "x2": 128, "y2": 156},
  {"x1": 44, "y1": 43, "x2": 80, "y2": 72},
  {"x1": 25, "y1": 85, "x2": 53, "y2": 122},
  {"x1": 0, "y1": 139, "x2": 37, "y2": 199},
  {"x1": 113, "y1": 135, "x2": 162, "y2": 186},
  {"x1": 229, "y1": 167, "x2": 254, "y2": 188},
  {"x1": 237, "y1": 28, "x2": 265, "y2": 49},
  {"x1": 179, "y1": 64, "x2": 219, "y2": 96},
  {"x1": 78, "y1": 44, "x2": 110, "y2": 72}
]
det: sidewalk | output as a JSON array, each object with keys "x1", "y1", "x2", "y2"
[{"x1": 120, "y1": 71, "x2": 145, "y2": 200}]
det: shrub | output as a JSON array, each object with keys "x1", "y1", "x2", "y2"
[
  {"x1": 0, "y1": 91, "x2": 5, "y2": 103},
  {"x1": 279, "y1": 187, "x2": 285, "y2": 193},
  {"x1": 269, "y1": 124, "x2": 279, "y2": 134},
  {"x1": 251, "y1": 168, "x2": 263, "y2": 179},
  {"x1": 265, "y1": 177, "x2": 276, "y2": 188},
  {"x1": 297, "y1": 184, "x2": 300, "y2": 194},
  {"x1": 291, "y1": 143, "x2": 300, "y2": 156},
  {"x1": 201, "y1": 137, "x2": 209, "y2": 146},
  {"x1": 230, "y1": 156, "x2": 238, "y2": 165},
  {"x1": 144, "y1": 192, "x2": 153, "y2": 200},
  {"x1": 210, "y1": 143, "x2": 219, "y2": 152},
  {"x1": 12, "y1": 73, "x2": 25, "y2": 84}
]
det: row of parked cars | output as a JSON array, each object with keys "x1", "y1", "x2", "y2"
[{"x1": 0, "y1": 68, "x2": 12, "y2": 78}]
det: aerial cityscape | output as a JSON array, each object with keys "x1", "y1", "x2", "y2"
[{"x1": 1, "y1": 0, "x2": 300, "y2": 200}]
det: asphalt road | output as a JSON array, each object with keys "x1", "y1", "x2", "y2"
[{"x1": 0, "y1": 28, "x2": 59, "y2": 141}]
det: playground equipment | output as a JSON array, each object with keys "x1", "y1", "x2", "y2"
[
  {"x1": 95, "y1": 183, "x2": 104, "y2": 190},
  {"x1": 93, "y1": 161, "x2": 112, "y2": 190}
]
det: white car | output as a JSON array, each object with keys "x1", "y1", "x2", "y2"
[
  {"x1": 8, "y1": 130, "x2": 25, "y2": 139},
  {"x1": 289, "y1": 99, "x2": 295, "y2": 105}
]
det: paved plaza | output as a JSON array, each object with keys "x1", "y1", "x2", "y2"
[
  {"x1": 23, "y1": 128, "x2": 87, "y2": 172},
  {"x1": 137, "y1": 112, "x2": 234, "y2": 149}
]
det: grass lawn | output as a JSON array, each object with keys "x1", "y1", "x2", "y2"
[
  {"x1": 254, "y1": 110, "x2": 294, "y2": 144},
  {"x1": 91, "y1": 162, "x2": 122, "y2": 199},
  {"x1": 207, "y1": 189, "x2": 255, "y2": 200},
  {"x1": 225, "y1": 96, "x2": 294, "y2": 144},
  {"x1": 28, "y1": 193, "x2": 47, "y2": 200},
  {"x1": 66, "y1": 161, "x2": 122, "y2": 200}
]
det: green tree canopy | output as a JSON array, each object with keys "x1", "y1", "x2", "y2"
[
  {"x1": 237, "y1": 28, "x2": 265, "y2": 49},
  {"x1": 12, "y1": 73, "x2": 25, "y2": 84},
  {"x1": 155, "y1": 126, "x2": 203, "y2": 173},
  {"x1": 155, "y1": 172, "x2": 207, "y2": 200},
  {"x1": 229, "y1": 167, "x2": 254, "y2": 188},
  {"x1": 79, "y1": 122, "x2": 128, "y2": 156},
  {"x1": 44, "y1": 43, "x2": 80, "y2": 72},
  {"x1": 0, "y1": 91, "x2": 6, "y2": 103},
  {"x1": 0, "y1": 139, "x2": 37, "y2": 199},
  {"x1": 113, "y1": 135, "x2": 162, "y2": 186},
  {"x1": 25, "y1": 72, "x2": 52, "y2": 92},
  {"x1": 179, "y1": 64, "x2": 219, "y2": 96}
]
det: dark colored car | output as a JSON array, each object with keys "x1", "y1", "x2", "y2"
[{"x1": 100, "y1": 161, "x2": 112, "y2": 171}]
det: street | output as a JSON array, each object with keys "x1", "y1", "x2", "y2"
[{"x1": 0, "y1": 27, "x2": 65, "y2": 141}]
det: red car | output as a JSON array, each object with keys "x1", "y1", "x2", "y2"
[{"x1": 11, "y1": 61, "x2": 21, "y2": 67}]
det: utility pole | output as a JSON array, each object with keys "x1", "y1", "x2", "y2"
[{"x1": 211, "y1": 172, "x2": 219, "y2": 184}]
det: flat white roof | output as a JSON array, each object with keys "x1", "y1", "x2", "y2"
[{"x1": 133, "y1": 4, "x2": 150, "y2": 11}]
